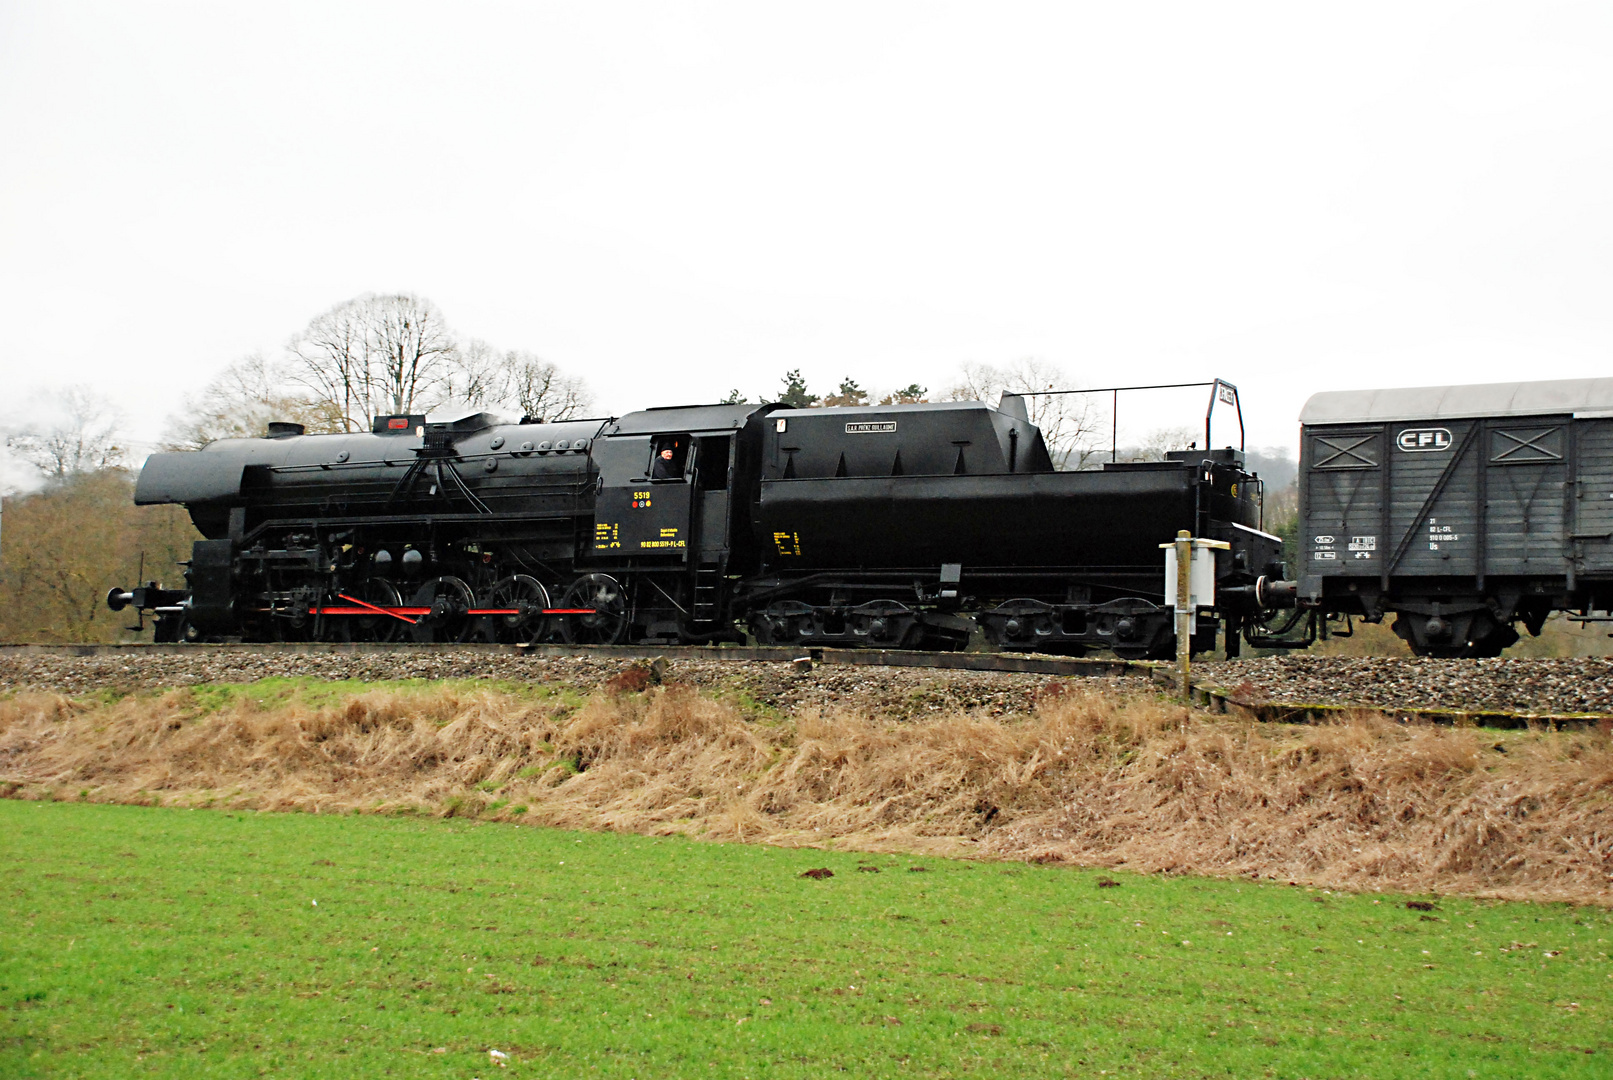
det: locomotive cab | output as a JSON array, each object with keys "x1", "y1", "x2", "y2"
[
  {"x1": 589, "y1": 403, "x2": 778, "y2": 563},
  {"x1": 581, "y1": 402, "x2": 784, "y2": 642}
]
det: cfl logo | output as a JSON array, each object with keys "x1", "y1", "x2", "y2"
[{"x1": 1397, "y1": 428, "x2": 1452, "y2": 452}]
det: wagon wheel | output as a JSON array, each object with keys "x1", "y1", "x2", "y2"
[
  {"x1": 1112, "y1": 638, "x2": 1176, "y2": 662},
  {"x1": 408, "y1": 576, "x2": 476, "y2": 643},
  {"x1": 354, "y1": 579, "x2": 404, "y2": 643},
  {"x1": 484, "y1": 574, "x2": 552, "y2": 644},
  {"x1": 559, "y1": 573, "x2": 629, "y2": 645}
]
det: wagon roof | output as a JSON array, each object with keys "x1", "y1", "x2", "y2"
[{"x1": 1300, "y1": 377, "x2": 1613, "y2": 425}]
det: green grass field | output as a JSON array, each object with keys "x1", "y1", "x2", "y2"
[{"x1": 1, "y1": 801, "x2": 1607, "y2": 1079}]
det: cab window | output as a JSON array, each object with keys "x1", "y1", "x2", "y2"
[{"x1": 650, "y1": 435, "x2": 689, "y2": 482}]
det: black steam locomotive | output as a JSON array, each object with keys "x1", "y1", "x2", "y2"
[{"x1": 109, "y1": 384, "x2": 1285, "y2": 658}]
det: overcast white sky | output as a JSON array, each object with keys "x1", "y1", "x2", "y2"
[{"x1": 2, "y1": 1, "x2": 1610, "y2": 462}]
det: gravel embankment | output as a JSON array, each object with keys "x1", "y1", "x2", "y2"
[
  {"x1": 1198, "y1": 655, "x2": 1613, "y2": 716},
  {"x1": 0, "y1": 651, "x2": 1110, "y2": 721},
  {"x1": 3, "y1": 650, "x2": 1610, "y2": 718}
]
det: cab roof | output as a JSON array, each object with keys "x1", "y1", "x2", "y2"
[{"x1": 606, "y1": 402, "x2": 779, "y2": 436}]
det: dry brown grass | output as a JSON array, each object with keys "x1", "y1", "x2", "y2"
[{"x1": 2, "y1": 683, "x2": 1610, "y2": 905}]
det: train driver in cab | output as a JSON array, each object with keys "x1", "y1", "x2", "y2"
[{"x1": 651, "y1": 436, "x2": 687, "y2": 481}]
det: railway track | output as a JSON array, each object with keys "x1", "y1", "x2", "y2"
[
  {"x1": 0, "y1": 642, "x2": 1607, "y2": 730},
  {"x1": 0, "y1": 640, "x2": 1144, "y2": 676}
]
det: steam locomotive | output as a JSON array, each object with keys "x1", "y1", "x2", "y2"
[{"x1": 109, "y1": 384, "x2": 1287, "y2": 658}]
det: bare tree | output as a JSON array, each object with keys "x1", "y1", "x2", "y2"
[
  {"x1": 289, "y1": 297, "x2": 592, "y2": 429},
  {"x1": 367, "y1": 294, "x2": 457, "y2": 414},
  {"x1": 160, "y1": 354, "x2": 341, "y2": 450},
  {"x1": 445, "y1": 338, "x2": 509, "y2": 413},
  {"x1": 4, "y1": 386, "x2": 126, "y2": 480},
  {"x1": 506, "y1": 352, "x2": 593, "y2": 420},
  {"x1": 288, "y1": 293, "x2": 458, "y2": 430},
  {"x1": 445, "y1": 341, "x2": 594, "y2": 421},
  {"x1": 288, "y1": 299, "x2": 370, "y2": 432},
  {"x1": 948, "y1": 359, "x2": 1098, "y2": 469}
]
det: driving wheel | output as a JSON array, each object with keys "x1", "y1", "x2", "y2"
[
  {"x1": 483, "y1": 574, "x2": 552, "y2": 644},
  {"x1": 353, "y1": 578, "x2": 405, "y2": 642},
  {"x1": 409, "y1": 576, "x2": 476, "y2": 643},
  {"x1": 559, "y1": 573, "x2": 629, "y2": 645}
]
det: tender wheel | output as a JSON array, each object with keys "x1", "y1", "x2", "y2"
[
  {"x1": 409, "y1": 576, "x2": 476, "y2": 643},
  {"x1": 482, "y1": 575, "x2": 552, "y2": 644},
  {"x1": 559, "y1": 573, "x2": 629, "y2": 645}
]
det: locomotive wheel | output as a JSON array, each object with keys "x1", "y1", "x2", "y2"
[
  {"x1": 559, "y1": 573, "x2": 629, "y2": 645},
  {"x1": 484, "y1": 575, "x2": 552, "y2": 644},
  {"x1": 354, "y1": 579, "x2": 404, "y2": 642},
  {"x1": 409, "y1": 576, "x2": 476, "y2": 643}
]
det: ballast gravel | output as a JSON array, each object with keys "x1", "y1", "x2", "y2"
[
  {"x1": 2, "y1": 649, "x2": 1610, "y2": 719},
  {"x1": 1197, "y1": 654, "x2": 1613, "y2": 717},
  {"x1": 0, "y1": 650, "x2": 1107, "y2": 721}
]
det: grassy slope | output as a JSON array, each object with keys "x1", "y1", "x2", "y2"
[
  {"x1": 8, "y1": 677, "x2": 1611, "y2": 905},
  {"x1": 2, "y1": 803, "x2": 1608, "y2": 1079}
]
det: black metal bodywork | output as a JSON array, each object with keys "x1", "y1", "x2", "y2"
[{"x1": 115, "y1": 393, "x2": 1280, "y2": 656}]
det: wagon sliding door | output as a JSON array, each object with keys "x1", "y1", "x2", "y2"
[
  {"x1": 1482, "y1": 420, "x2": 1568, "y2": 581},
  {"x1": 1372, "y1": 420, "x2": 1490, "y2": 583}
]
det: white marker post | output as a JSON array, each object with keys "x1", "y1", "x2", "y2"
[{"x1": 1161, "y1": 530, "x2": 1230, "y2": 699}]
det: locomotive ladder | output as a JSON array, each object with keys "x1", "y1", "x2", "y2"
[{"x1": 690, "y1": 563, "x2": 723, "y2": 623}]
